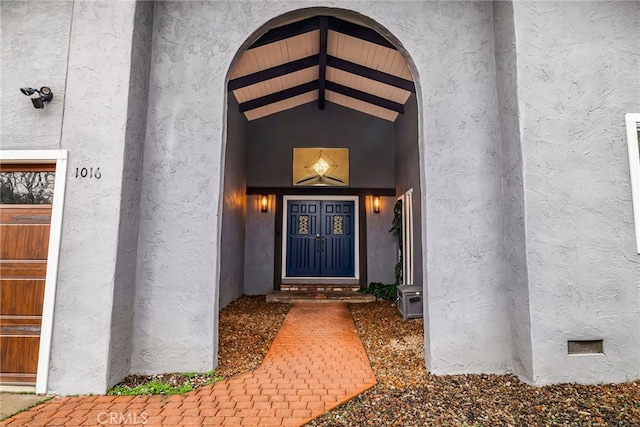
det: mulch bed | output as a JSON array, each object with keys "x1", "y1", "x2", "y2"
[
  {"x1": 308, "y1": 302, "x2": 640, "y2": 426},
  {"x1": 114, "y1": 295, "x2": 639, "y2": 426}
]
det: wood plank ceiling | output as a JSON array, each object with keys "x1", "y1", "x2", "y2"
[{"x1": 229, "y1": 16, "x2": 415, "y2": 122}]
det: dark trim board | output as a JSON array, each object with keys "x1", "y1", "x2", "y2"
[
  {"x1": 318, "y1": 17, "x2": 329, "y2": 110},
  {"x1": 239, "y1": 81, "x2": 319, "y2": 112},
  {"x1": 358, "y1": 196, "x2": 368, "y2": 290},
  {"x1": 327, "y1": 56, "x2": 415, "y2": 93},
  {"x1": 247, "y1": 187, "x2": 396, "y2": 197},
  {"x1": 250, "y1": 17, "x2": 320, "y2": 49},
  {"x1": 273, "y1": 195, "x2": 284, "y2": 291},
  {"x1": 228, "y1": 56, "x2": 319, "y2": 91},
  {"x1": 326, "y1": 81, "x2": 404, "y2": 114}
]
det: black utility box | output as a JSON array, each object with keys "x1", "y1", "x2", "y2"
[{"x1": 396, "y1": 285, "x2": 423, "y2": 321}]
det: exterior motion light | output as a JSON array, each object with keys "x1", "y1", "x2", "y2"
[{"x1": 20, "y1": 86, "x2": 53, "y2": 109}]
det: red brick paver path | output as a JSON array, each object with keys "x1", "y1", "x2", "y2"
[{"x1": 2, "y1": 303, "x2": 376, "y2": 426}]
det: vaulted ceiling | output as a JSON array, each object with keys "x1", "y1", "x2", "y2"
[{"x1": 228, "y1": 16, "x2": 415, "y2": 122}]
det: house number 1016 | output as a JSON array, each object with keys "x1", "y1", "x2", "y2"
[{"x1": 75, "y1": 167, "x2": 101, "y2": 179}]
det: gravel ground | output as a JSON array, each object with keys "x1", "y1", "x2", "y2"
[
  {"x1": 113, "y1": 296, "x2": 290, "y2": 390},
  {"x1": 115, "y1": 296, "x2": 639, "y2": 426}
]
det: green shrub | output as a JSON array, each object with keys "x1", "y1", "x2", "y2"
[{"x1": 362, "y1": 282, "x2": 397, "y2": 301}]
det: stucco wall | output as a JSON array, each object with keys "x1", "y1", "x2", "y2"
[
  {"x1": 219, "y1": 95, "x2": 247, "y2": 308},
  {"x1": 244, "y1": 195, "x2": 276, "y2": 295},
  {"x1": 1, "y1": 1, "x2": 71, "y2": 149},
  {"x1": 51, "y1": 1, "x2": 139, "y2": 394},
  {"x1": 493, "y1": 1, "x2": 533, "y2": 381},
  {"x1": 366, "y1": 196, "x2": 396, "y2": 284},
  {"x1": 108, "y1": 0, "x2": 154, "y2": 388},
  {"x1": 514, "y1": 1, "x2": 640, "y2": 384},
  {"x1": 246, "y1": 102, "x2": 395, "y2": 189},
  {"x1": 416, "y1": 1, "x2": 512, "y2": 374},
  {"x1": 130, "y1": 1, "x2": 223, "y2": 375}
]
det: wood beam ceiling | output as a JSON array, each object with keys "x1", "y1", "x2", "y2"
[{"x1": 231, "y1": 16, "x2": 414, "y2": 119}]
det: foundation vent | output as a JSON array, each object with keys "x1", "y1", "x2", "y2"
[{"x1": 568, "y1": 340, "x2": 603, "y2": 355}]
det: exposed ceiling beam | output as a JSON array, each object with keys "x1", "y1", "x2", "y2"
[
  {"x1": 327, "y1": 17, "x2": 396, "y2": 50},
  {"x1": 318, "y1": 17, "x2": 328, "y2": 110},
  {"x1": 239, "y1": 80, "x2": 319, "y2": 112},
  {"x1": 229, "y1": 53, "x2": 414, "y2": 94},
  {"x1": 228, "y1": 56, "x2": 319, "y2": 91},
  {"x1": 325, "y1": 81, "x2": 404, "y2": 114},
  {"x1": 249, "y1": 17, "x2": 320, "y2": 49},
  {"x1": 326, "y1": 56, "x2": 415, "y2": 93}
]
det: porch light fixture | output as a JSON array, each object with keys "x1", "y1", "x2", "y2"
[
  {"x1": 373, "y1": 196, "x2": 381, "y2": 213},
  {"x1": 20, "y1": 86, "x2": 53, "y2": 109},
  {"x1": 260, "y1": 195, "x2": 269, "y2": 213}
]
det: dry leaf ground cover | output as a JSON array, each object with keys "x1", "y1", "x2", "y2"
[
  {"x1": 309, "y1": 302, "x2": 640, "y2": 427},
  {"x1": 113, "y1": 296, "x2": 639, "y2": 426}
]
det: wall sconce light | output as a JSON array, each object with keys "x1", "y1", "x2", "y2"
[
  {"x1": 373, "y1": 196, "x2": 381, "y2": 213},
  {"x1": 260, "y1": 195, "x2": 269, "y2": 213},
  {"x1": 20, "y1": 86, "x2": 53, "y2": 109}
]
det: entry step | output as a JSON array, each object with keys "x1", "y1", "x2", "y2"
[
  {"x1": 280, "y1": 284, "x2": 360, "y2": 292},
  {"x1": 266, "y1": 291, "x2": 376, "y2": 304}
]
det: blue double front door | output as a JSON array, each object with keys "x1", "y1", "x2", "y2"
[{"x1": 286, "y1": 200, "x2": 355, "y2": 277}]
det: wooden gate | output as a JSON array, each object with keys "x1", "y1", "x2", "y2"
[{"x1": 0, "y1": 166, "x2": 54, "y2": 386}]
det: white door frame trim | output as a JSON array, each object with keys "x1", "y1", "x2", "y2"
[
  {"x1": 281, "y1": 195, "x2": 360, "y2": 280},
  {"x1": 625, "y1": 113, "x2": 640, "y2": 253},
  {"x1": 0, "y1": 150, "x2": 68, "y2": 394}
]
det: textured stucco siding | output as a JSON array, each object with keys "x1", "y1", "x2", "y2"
[
  {"x1": 493, "y1": 1, "x2": 534, "y2": 381},
  {"x1": 130, "y1": 2, "x2": 225, "y2": 375},
  {"x1": 515, "y1": 1, "x2": 640, "y2": 384},
  {"x1": 1, "y1": 1, "x2": 72, "y2": 149},
  {"x1": 219, "y1": 95, "x2": 247, "y2": 309},
  {"x1": 416, "y1": 2, "x2": 511, "y2": 374},
  {"x1": 51, "y1": 1, "x2": 139, "y2": 394},
  {"x1": 366, "y1": 196, "x2": 396, "y2": 285},
  {"x1": 244, "y1": 195, "x2": 277, "y2": 295},
  {"x1": 109, "y1": 1, "x2": 154, "y2": 388}
]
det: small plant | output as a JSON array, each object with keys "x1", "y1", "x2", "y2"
[
  {"x1": 108, "y1": 371, "x2": 222, "y2": 396},
  {"x1": 362, "y1": 282, "x2": 397, "y2": 301},
  {"x1": 109, "y1": 380, "x2": 193, "y2": 396}
]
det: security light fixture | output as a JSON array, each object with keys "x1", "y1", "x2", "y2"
[{"x1": 20, "y1": 86, "x2": 53, "y2": 109}]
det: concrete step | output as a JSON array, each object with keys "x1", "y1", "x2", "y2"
[
  {"x1": 280, "y1": 284, "x2": 360, "y2": 292},
  {"x1": 266, "y1": 291, "x2": 376, "y2": 304}
]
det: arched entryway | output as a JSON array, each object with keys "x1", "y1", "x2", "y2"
[{"x1": 218, "y1": 6, "x2": 424, "y2": 363}]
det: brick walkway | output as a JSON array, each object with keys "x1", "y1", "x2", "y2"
[{"x1": 2, "y1": 303, "x2": 376, "y2": 426}]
